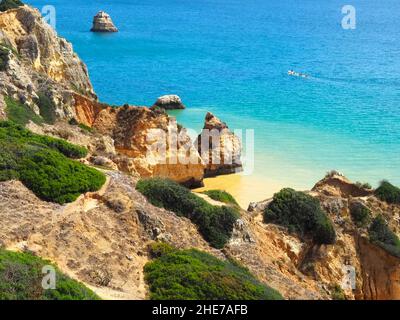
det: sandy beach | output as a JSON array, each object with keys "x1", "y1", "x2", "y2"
[{"x1": 194, "y1": 173, "x2": 285, "y2": 209}]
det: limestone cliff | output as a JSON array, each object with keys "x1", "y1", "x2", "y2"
[
  {"x1": 0, "y1": 6, "x2": 95, "y2": 120},
  {"x1": 0, "y1": 5, "x2": 205, "y2": 186}
]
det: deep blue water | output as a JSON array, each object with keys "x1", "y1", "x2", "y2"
[{"x1": 28, "y1": 0, "x2": 400, "y2": 189}]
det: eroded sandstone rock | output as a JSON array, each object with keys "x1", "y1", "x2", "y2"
[
  {"x1": 312, "y1": 173, "x2": 373, "y2": 198},
  {"x1": 71, "y1": 94, "x2": 205, "y2": 186},
  {"x1": 91, "y1": 11, "x2": 118, "y2": 33},
  {"x1": 196, "y1": 112, "x2": 242, "y2": 177},
  {"x1": 152, "y1": 94, "x2": 185, "y2": 110}
]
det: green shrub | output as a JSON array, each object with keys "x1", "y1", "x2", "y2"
[
  {"x1": 375, "y1": 181, "x2": 400, "y2": 205},
  {"x1": 0, "y1": 46, "x2": 10, "y2": 71},
  {"x1": 5, "y1": 96, "x2": 43, "y2": 126},
  {"x1": 349, "y1": 201, "x2": 371, "y2": 228},
  {"x1": 144, "y1": 244, "x2": 283, "y2": 300},
  {"x1": 0, "y1": 121, "x2": 105, "y2": 204},
  {"x1": 330, "y1": 284, "x2": 346, "y2": 300},
  {"x1": 68, "y1": 118, "x2": 94, "y2": 133},
  {"x1": 355, "y1": 181, "x2": 372, "y2": 190},
  {"x1": 136, "y1": 178, "x2": 240, "y2": 248},
  {"x1": 0, "y1": 249, "x2": 99, "y2": 300},
  {"x1": 0, "y1": 0, "x2": 23, "y2": 12},
  {"x1": 263, "y1": 188, "x2": 336, "y2": 244},
  {"x1": 68, "y1": 118, "x2": 79, "y2": 126},
  {"x1": 0, "y1": 120, "x2": 87, "y2": 159},
  {"x1": 202, "y1": 190, "x2": 239, "y2": 206},
  {"x1": 19, "y1": 149, "x2": 105, "y2": 203},
  {"x1": 148, "y1": 242, "x2": 176, "y2": 258},
  {"x1": 78, "y1": 123, "x2": 93, "y2": 133},
  {"x1": 35, "y1": 93, "x2": 57, "y2": 124},
  {"x1": 369, "y1": 215, "x2": 400, "y2": 258}
]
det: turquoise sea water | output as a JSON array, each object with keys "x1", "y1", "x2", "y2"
[{"x1": 28, "y1": 0, "x2": 400, "y2": 190}]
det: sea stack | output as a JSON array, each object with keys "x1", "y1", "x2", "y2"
[
  {"x1": 91, "y1": 11, "x2": 118, "y2": 32},
  {"x1": 152, "y1": 95, "x2": 186, "y2": 110},
  {"x1": 196, "y1": 112, "x2": 243, "y2": 177}
]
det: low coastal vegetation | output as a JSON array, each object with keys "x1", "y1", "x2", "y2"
[
  {"x1": 202, "y1": 189, "x2": 239, "y2": 207},
  {"x1": 5, "y1": 95, "x2": 59, "y2": 126},
  {"x1": 369, "y1": 215, "x2": 400, "y2": 258},
  {"x1": 263, "y1": 188, "x2": 336, "y2": 244},
  {"x1": 35, "y1": 93, "x2": 57, "y2": 124},
  {"x1": 349, "y1": 201, "x2": 371, "y2": 228},
  {"x1": 68, "y1": 118, "x2": 94, "y2": 133},
  {"x1": 0, "y1": 0, "x2": 23, "y2": 12},
  {"x1": 144, "y1": 243, "x2": 283, "y2": 300},
  {"x1": 4, "y1": 96, "x2": 43, "y2": 126},
  {"x1": 355, "y1": 181, "x2": 372, "y2": 190},
  {"x1": 330, "y1": 284, "x2": 346, "y2": 300},
  {"x1": 136, "y1": 178, "x2": 240, "y2": 248},
  {"x1": 0, "y1": 45, "x2": 10, "y2": 71},
  {"x1": 0, "y1": 121, "x2": 105, "y2": 203},
  {"x1": 0, "y1": 249, "x2": 99, "y2": 300},
  {"x1": 375, "y1": 180, "x2": 400, "y2": 205}
]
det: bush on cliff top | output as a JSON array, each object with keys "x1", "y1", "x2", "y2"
[
  {"x1": 263, "y1": 188, "x2": 336, "y2": 244},
  {"x1": 202, "y1": 189, "x2": 239, "y2": 207},
  {"x1": 369, "y1": 215, "x2": 400, "y2": 258},
  {"x1": 0, "y1": 0, "x2": 23, "y2": 12},
  {"x1": 349, "y1": 201, "x2": 371, "y2": 228},
  {"x1": 375, "y1": 180, "x2": 400, "y2": 205},
  {"x1": 0, "y1": 249, "x2": 99, "y2": 300},
  {"x1": 136, "y1": 178, "x2": 240, "y2": 248},
  {"x1": 144, "y1": 243, "x2": 283, "y2": 300},
  {"x1": 0, "y1": 121, "x2": 105, "y2": 204}
]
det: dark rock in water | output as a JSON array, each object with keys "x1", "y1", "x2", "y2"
[
  {"x1": 152, "y1": 95, "x2": 185, "y2": 110},
  {"x1": 91, "y1": 11, "x2": 118, "y2": 33}
]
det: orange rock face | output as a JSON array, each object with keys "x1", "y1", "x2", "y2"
[
  {"x1": 73, "y1": 95, "x2": 205, "y2": 187},
  {"x1": 357, "y1": 236, "x2": 400, "y2": 300}
]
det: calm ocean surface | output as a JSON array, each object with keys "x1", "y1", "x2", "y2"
[{"x1": 28, "y1": 0, "x2": 400, "y2": 191}]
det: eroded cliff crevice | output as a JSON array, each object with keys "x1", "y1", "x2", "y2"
[{"x1": 356, "y1": 235, "x2": 400, "y2": 300}]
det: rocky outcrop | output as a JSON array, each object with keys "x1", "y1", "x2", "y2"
[
  {"x1": 152, "y1": 95, "x2": 185, "y2": 110},
  {"x1": 312, "y1": 172, "x2": 373, "y2": 198},
  {"x1": 0, "y1": 6, "x2": 96, "y2": 120},
  {"x1": 66, "y1": 94, "x2": 205, "y2": 187},
  {"x1": 250, "y1": 174, "x2": 400, "y2": 300},
  {"x1": 91, "y1": 11, "x2": 118, "y2": 33},
  {"x1": 196, "y1": 112, "x2": 242, "y2": 177},
  {"x1": 0, "y1": 172, "x2": 214, "y2": 299}
]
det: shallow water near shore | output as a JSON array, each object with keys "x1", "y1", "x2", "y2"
[{"x1": 27, "y1": 0, "x2": 400, "y2": 196}]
